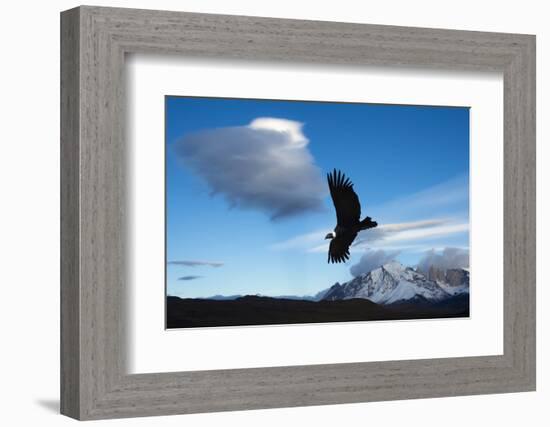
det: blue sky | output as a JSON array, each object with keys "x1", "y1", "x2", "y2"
[{"x1": 165, "y1": 96, "x2": 470, "y2": 298}]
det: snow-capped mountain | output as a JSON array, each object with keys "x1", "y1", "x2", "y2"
[{"x1": 322, "y1": 261, "x2": 468, "y2": 305}]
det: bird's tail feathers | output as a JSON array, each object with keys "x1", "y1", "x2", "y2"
[{"x1": 359, "y1": 216, "x2": 378, "y2": 230}]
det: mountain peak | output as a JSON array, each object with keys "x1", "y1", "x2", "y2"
[
  {"x1": 380, "y1": 260, "x2": 407, "y2": 274},
  {"x1": 384, "y1": 260, "x2": 403, "y2": 267},
  {"x1": 323, "y1": 261, "x2": 454, "y2": 305}
]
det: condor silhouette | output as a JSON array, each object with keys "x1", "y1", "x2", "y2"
[{"x1": 325, "y1": 169, "x2": 378, "y2": 263}]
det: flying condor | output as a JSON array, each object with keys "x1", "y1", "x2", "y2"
[{"x1": 325, "y1": 169, "x2": 378, "y2": 263}]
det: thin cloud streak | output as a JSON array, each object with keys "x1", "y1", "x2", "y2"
[
  {"x1": 177, "y1": 275, "x2": 203, "y2": 281},
  {"x1": 353, "y1": 221, "x2": 468, "y2": 246},
  {"x1": 307, "y1": 219, "x2": 468, "y2": 253},
  {"x1": 168, "y1": 260, "x2": 224, "y2": 268},
  {"x1": 381, "y1": 222, "x2": 468, "y2": 242},
  {"x1": 269, "y1": 220, "x2": 450, "y2": 252},
  {"x1": 351, "y1": 219, "x2": 448, "y2": 246}
]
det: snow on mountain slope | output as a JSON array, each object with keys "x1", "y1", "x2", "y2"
[{"x1": 322, "y1": 260, "x2": 454, "y2": 305}]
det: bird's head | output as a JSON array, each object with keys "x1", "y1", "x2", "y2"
[{"x1": 325, "y1": 232, "x2": 335, "y2": 240}]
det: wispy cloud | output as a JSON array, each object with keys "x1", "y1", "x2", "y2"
[
  {"x1": 352, "y1": 219, "x2": 448, "y2": 245},
  {"x1": 353, "y1": 220, "x2": 469, "y2": 247},
  {"x1": 168, "y1": 260, "x2": 224, "y2": 268},
  {"x1": 177, "y1": 275, "x2": 203, "y2": 281},
  {"x1": 275, "y1": 218, "x2": 467, "y2": 254}
]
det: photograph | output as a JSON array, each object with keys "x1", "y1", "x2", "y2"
[{"x1": 165, "y1": 96, "x2": 470, "y2": 329}]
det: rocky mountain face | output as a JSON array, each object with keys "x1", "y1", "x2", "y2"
[
  {"x1": 322, "y1": 261, "x2": 469, "y2": 305},
  {"x1": 424, "y1": 266, "x2": 470, "y2": 296},
  {"x1": 445, "y1": 268, "x2": 470, "y2": 287}
]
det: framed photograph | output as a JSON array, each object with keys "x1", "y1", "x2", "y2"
[
  {"x1": 164, "y1": 97, "x2": 471, "y2": 329},
  {"x1": 61, "y1": 6, "x2": 536, "y2": 420}
]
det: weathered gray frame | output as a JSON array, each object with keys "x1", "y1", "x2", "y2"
[{"x1": 60, "y1": 5, "x2": 536, "y2": 420}]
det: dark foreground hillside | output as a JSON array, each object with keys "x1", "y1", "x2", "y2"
[{"x1": 166, "y1": 294, "x2": 469, "y2": 329}]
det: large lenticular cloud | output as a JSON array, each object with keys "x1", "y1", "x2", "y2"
[{"x1": 174, "y1": 117, "x2": 326, "y2": 220}]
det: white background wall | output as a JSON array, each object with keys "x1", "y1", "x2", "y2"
[{"x1": 0, "y1": 0, "x2": 546, "y2": 425}]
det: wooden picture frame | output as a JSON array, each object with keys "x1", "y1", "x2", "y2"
[{"x1": 60, "y1": 5, "x2": 536, "y2": 420}]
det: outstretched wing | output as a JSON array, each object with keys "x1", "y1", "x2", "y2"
[
  {"x1": 327, "y1": 169, "x2": 361, "y2": 227},
  {"x1": 328, "y1": 232, "x2": 357, "y2": 264}
]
